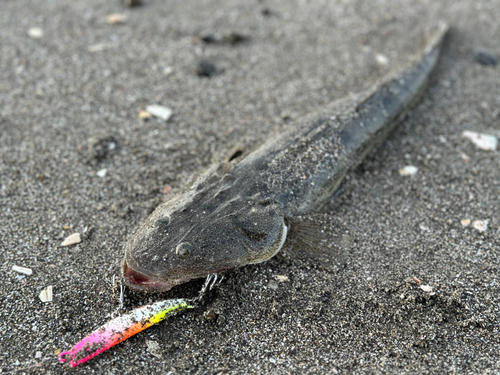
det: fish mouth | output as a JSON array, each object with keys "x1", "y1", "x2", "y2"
[{"x1": 122, "y1": 260, "x2": 176, "y2": 292}]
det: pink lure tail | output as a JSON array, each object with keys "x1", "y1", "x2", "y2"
[{"x1": 59, "y1": 298, "x2": 193, "y2": 367}]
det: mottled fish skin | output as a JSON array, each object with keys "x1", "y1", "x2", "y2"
[{"x1": 122, "y1": 23, "x2": 449, "y2": 292}]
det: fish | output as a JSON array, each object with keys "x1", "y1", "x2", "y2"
[{"x1": 122, "y1": 23, "x2": 449, "y2": 292}]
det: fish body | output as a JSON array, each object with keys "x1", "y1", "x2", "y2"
[{"x1": 122, "y1": 24, "x2": 448, "y2": 292}]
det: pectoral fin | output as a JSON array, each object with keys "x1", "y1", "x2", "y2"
[{"x1": 283, "y1": 213, "x2": 353, "y2": 270}]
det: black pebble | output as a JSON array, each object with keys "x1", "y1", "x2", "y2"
[
  {"x1": 223, "y1": 32, "x2": 248, "y2": 45},
  {"x1": 200, "y1": 33, "x2": 216, "y2": 44},
  {"x1": 90, "y1": 136, "x2": 118, "y2": 162},
  {"x1": 196, "y1": 59, "x2": 217, "y2": 77},
  {"x1": 475, "y1": 52, "x2": 498, "y2": 66},
  {"x1": 261, "y1": 8, "x2": 273, "y2": 17}
]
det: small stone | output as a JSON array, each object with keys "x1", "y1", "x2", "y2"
[
  {"x1": 39, "y1": 285, "x2": 53, "y2": 303},
  {"x1": 196, "y1": 59, "x2": 216, "y2": 77},
  {"x1": 472, "y1": 220, "x2": 489, "y2": 232},
  {"x1": 375, "y1": 53, "x2": 389, "y2": 66},
  {"x1": 462, "y1": 130, "x2": 497, "y2": 151},
  {"x1": 200, "y1": 33, "x2": 216, "y2": 44},
  {"x1": 146, "y1": 340, "x2": 162, "y2": 359},
  {"x1": 61, "y1": 233, "x2": 81, "y2": 247},
  {"x1": 12, "y1": 265, "x2": 33, "y2": 275},
  {"x1": 223, "y1": 31, "x2": 248, "y2": 45},
  {"x1": 162, "y1": 185, "x2": 172, "y2": 194},
  {"x1": 145, "y1": 105, "x2": 173, "y2": 121},
  {"x1": 122, "y1": 0, "x2": 142, "y2": 6},
  {"x1": 107, "y1": 14, "x2": 128, "y2": 25},
  {"x1": 261, "y1": 8, "x2": 273, "y2": 17},
  {"x1": 139, "y1": 110, "x2": 151, "y2": 120},
  {"x1": 460, "y1": 153, "x2": 470, "y2": 162},
  {"x1": 273, "y1": 275, "x2": 289, "y2": 283},
  {"x1": 88, "y1": 43, "x2": 108, "y2": 53},
  {"x1": 475, "y1": 52, "x2": 498, "y2": 66},
  {"x1": 461, "y1": 219, "x2": 471, "y2": 227},
  {"x1": 203, "y1": 309, "x2": 217, "y2": 321},
  {"x1": 35, "y1": 351, "x2": 42, "y2": 359},
  {"x1": 97, "y1": 168, "x2": 107, "y2": 178},
  {"x1": 420, "y1": 285, "x2": 433, "y2": 292},
  {"x1": 268, "y1": 280, "x2": 278, "y2": 290},
  {"x1": 28, "y1": 27, "x2": 44, "y2": 39},
  {"x1": 399, "y1": 165, "x2": 418, "y2": 176},
  {"x1": 163, "y1": 66, "x2": 173, "y2": 76}
]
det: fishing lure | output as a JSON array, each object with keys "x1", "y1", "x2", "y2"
[{"x1": 58, "y1": 298, "x2": 194, "y2": 367}]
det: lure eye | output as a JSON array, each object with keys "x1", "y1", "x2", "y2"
[{"x1": 176, "y1": 242, "x2": 193, "y2": 257}]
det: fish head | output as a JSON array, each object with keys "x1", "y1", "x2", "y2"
[{"x1": 122, "y1": 181, "x2": 286, "y2": 292}]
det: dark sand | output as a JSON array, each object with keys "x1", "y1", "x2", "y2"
[{"x1": 1, "y1": 0, "x2": 499, "y2": 374}]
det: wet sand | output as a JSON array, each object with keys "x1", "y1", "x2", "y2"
[{"x1": 1, "y1": 0, "x2": 499, "y2": 373}]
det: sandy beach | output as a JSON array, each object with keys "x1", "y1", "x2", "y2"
[{"x1": 1, "y1": 0, "x2": 499, "y2": 373}]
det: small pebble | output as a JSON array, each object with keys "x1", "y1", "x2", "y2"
[
  {"x1": 461, "y1": 219, "x2": 471, "y2": 227},
  {"x1": 39, "y1": 285, "x2": 53, "y2": 303},
  {"x1": 145, "y1": 105, "x2": 173, "y2": 121},
  {"x1": 61, "y1": 233, "x2": 81, "y2": 247},
  {"x1": 196, "y1": 60, "x2": 216, "y2": 77},
  {"x1": 163, "y1": 66, "x2": 173, "y2": 76},
  {"x1": 375, "y1": 53, "x2": 389, "y2": 66},
  {"x1": 139, "y1": 110, "x2": 151, "y2": 120},
  {"x1": 273, "y1": 275, "x2": 289, "y2": 283},
  {"x1": 223, "y1": 31, "x2": 248, "y2": 45},
  {"x1": 420, "y1": 285, "x2": 433, "y2": 292},
  {"x1": 203, "y1": 309, "x2": 217, "y2": 321},
  {"x1": 268, "y1": 280, "x2": 278, "y2": 290},
  {"x1": 97, "y1": 168, "x2": 107, "y2": 178},
  {"x1": 462, "y1": 130, "x2": 497, "y2": 151},
  {"x1": 122, "y1": 0, "x2": 142, "y2": 6},
  {"x1": 146, "y1": 340, "x2": 162, "y2": 359},
  {"x1": 399, "y1": 165, "x2": 418, "y2": 176},
  {"x1": 107, "y1": 14, "x2": 128, "y2": 25},
  {"x1": 35, "y1": 351, "x2": 42, "y2": 359},
  {"x1": 88, "y1": 44, "x2": 108, "y2": 53},
  {"x1": 200, "y1": 33, "x2": 216, "y2": 44},
  {"x1": 475, "y1": 52, "x2": 498, "y2": 66},
  {"x1": 472, "y1": 220, "x2": 489, "y2": 232},
  {"x1": 28, "y1": 27, "x2": 44, "y2": 39},
  {"x1": 12, "y1": 265, "x2": 33, "y2": 275}
]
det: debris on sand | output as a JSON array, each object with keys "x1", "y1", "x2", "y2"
[
  {"x1": 107, "y1": 14, "x2": 128, "y2": 25},
  {"x1": 273, "y1": 275, "x2": 289, "y2": 283},
  {"x1": 28, "y1": 27, "x2": 44, "y2": 39},
  {"x1": 12, "y1": 265, "x2": 33, "y2": 275},
  {"x1": 461, "y1": 219, "x2": 471, "y2": 227},
  {"x1": 420, "y1": 285, "x2": 433, "y2": 292},
  {"x1": 96, "y1": 168, "x2": 107, "y2": 178},
  {"x1": 145, "y1": 105, "x2": 173, "y2": 121},
  {"x1": 146, "y1": 340, "x2": 162, "y2": 359},
  {"x1": 196, "y1": 60, "x2": 217, "y2": 77},
  {"x1": 39, "y1": 286, "x2": 53, "y2": 303},
  {"x1": 399, "y1": 165, "x2": 418, "y2": 176},
  {"x1": 122, "y1": 0, "x2": 142, "y2": 7},
  {"x1": 475, "y1": 52, "x2": 498, "y2": 66},
  {"x1": 61, "y1": 233, "x2": 81, "y2": 247},
  {"x1": 139, "y1": 110, "x2": 151, "y2": 120},
  {"x1": 375, "y1": 53, "x2": 389, "y2": 66},
  {"x1": 472, "y1": 220, "x2": 489, "y2": 232},
  {"x1": 462, "y1": 130, "x2": 497, "y2": 151}
]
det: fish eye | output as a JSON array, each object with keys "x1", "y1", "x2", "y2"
[{"x1": 176, "y1": 242, "x2": 193, "y2": 257}]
